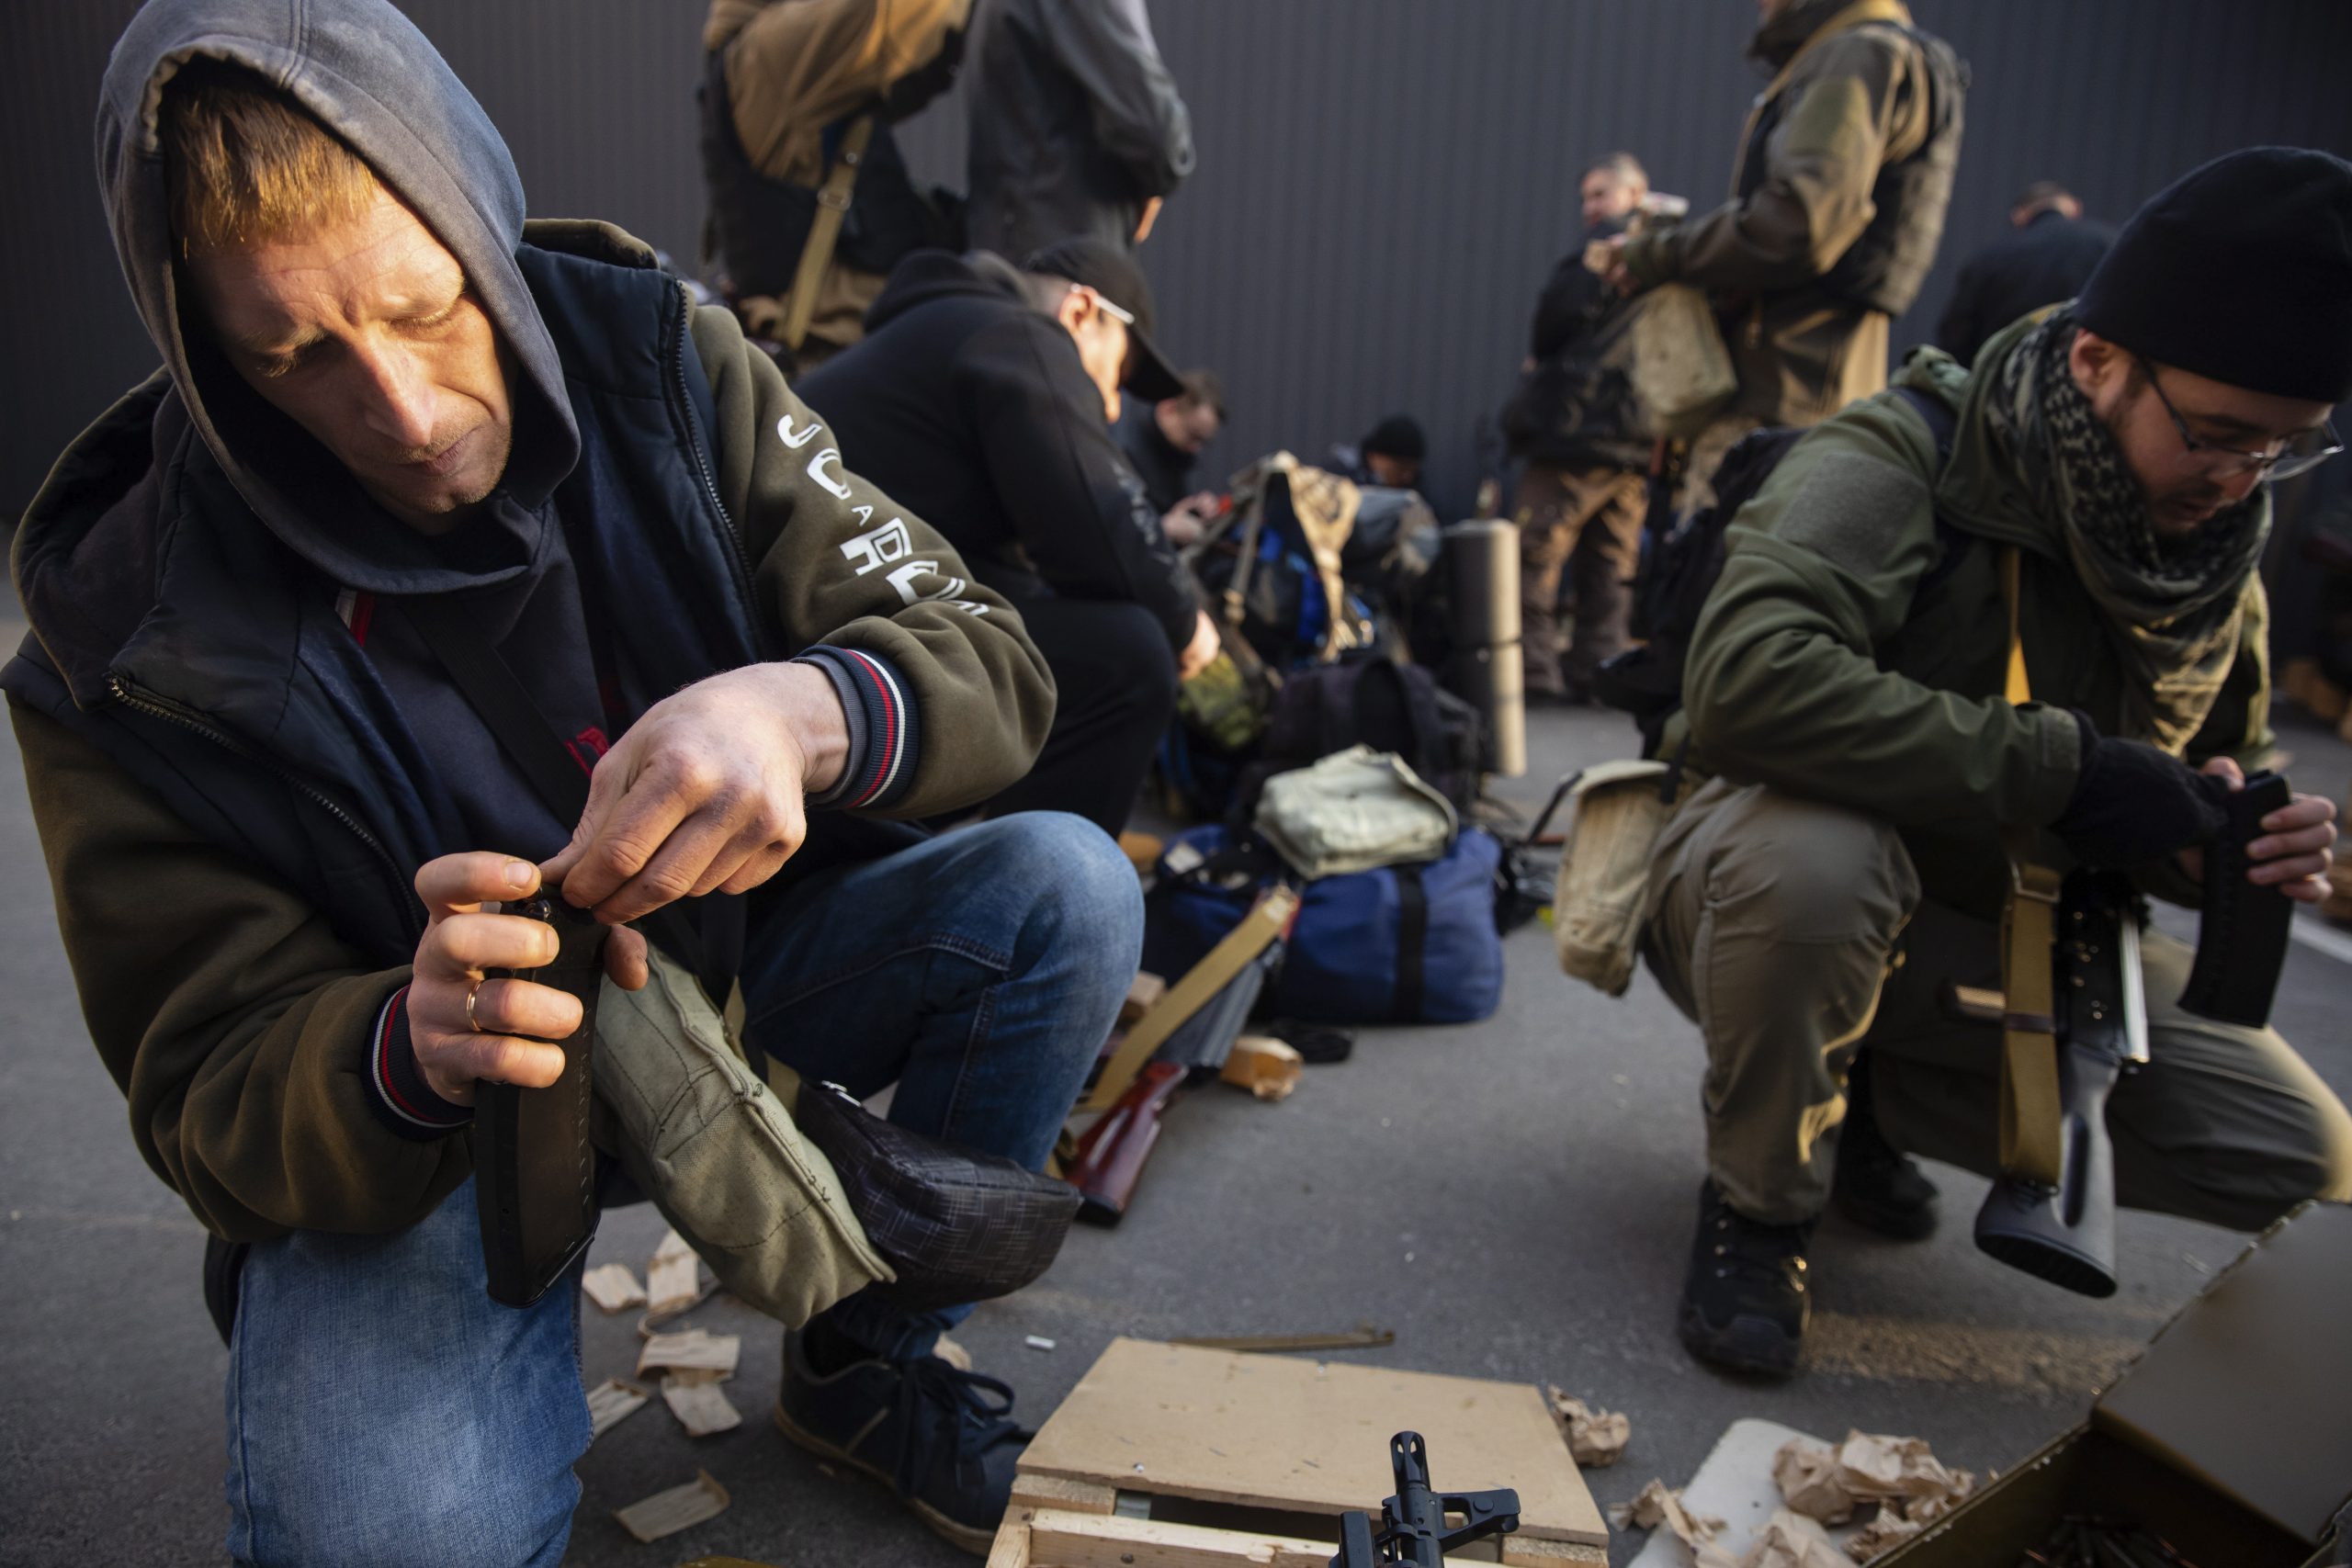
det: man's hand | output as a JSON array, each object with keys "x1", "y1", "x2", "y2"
[
  {"x1": 540, "y1": 662, "x2": 848, "y2": 924},
  {"x1": 2178, "y1": 757, "x2": 2341, "y2": 904},
  {"x1": 1160, "y1": 491, "x2": 1219, "y2": 547},
  {"x1": 1592, "y1": 232, "x2": 1636, "y2": 295},
  {"x1": 1135, "y1": 196, "x2": 1164, "y2": 245},
  {"x1": 1177, "y1": 609, "x2": 1221, "y2": 682},
  {"x1": 407, "y1": 854, "x2": 650, "y2": 1105}
]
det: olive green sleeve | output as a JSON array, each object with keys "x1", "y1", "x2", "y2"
[
  {"x1": 1683, "y1": 406, "x2": 2081, "y2": 828},
  {"x1": 8, "y1": 700, "x2": 469, "y2": 1243},
  {"x1": 688, "y1": 302, "x2": 1057, "y2": 818},
  {"x1": 1624, "y1": 30, "x2": 1921, "y2": 296}
]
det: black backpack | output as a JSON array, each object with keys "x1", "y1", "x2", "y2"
[
  {"x1": 1233, "y1": 655, "x2": 1485, "y2": 819},
  {"x1": 1592, "y1": 385, "x2": 1962, "y2": 755}
]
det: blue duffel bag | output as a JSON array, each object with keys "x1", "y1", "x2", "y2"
[{"x1": 1143, "y1": 823, "x2": 1504, "y2": 1025}]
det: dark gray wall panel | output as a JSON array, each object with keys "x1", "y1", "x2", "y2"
[{"x1": 7, "y1": 2, "x2": 2350, "y2": 525}]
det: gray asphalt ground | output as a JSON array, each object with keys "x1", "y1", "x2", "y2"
[{"x1": 4, "y1": 590, "x2": 2347, "y2": 1567}]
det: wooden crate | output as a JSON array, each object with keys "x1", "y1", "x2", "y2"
[{"x1": 989, "y1": 1338, "x2": 1609, "y2": 1567}]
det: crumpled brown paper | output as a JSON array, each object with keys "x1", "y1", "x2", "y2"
[
  {"x1": 1834, "y1": 1431, "x2": 1973, "y2": 1504},
  {"x1": 1742, "y1": 1508, "x2": 1847, "y2": 1568},
  {"x1": 1770, "y1": 1438, "x2": 1857, "y2": 1525},
  {"x1": 1546, "y1": 1385, "x2": 1631, "y2": 1468},
  {"x1": 1771, "y1": 1430, "x2": 1975, "y2": 1565},
  {"x1": 1611, "y1": 1478, "x2": 1732, "y2": 1564},
  {"x1": 1842, "y1": 1509, "x2": 1923, "y2": 1562}
]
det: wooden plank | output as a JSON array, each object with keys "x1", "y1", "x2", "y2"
[
  {"x1": 1017, "y1": 1339, "x2": 1607, "y2": 1548},
  {"x1": 1010, "y1": 1474, "x2": 1119, "y2": 1517},
  {"x1": 1025, "y1": 1508, "x2": 1331, "y2": 1568},
  {"x1": 983, "y1": 1517, "x2": 1033, "y2": 1568},
  {"x1": 1502, "y1": 1539, "x2": 1609, "y2": 1566}
]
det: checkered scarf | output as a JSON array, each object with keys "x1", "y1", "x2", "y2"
[{"x1": 1980, "y1": 310, "x2": 2267, "y2": 752}]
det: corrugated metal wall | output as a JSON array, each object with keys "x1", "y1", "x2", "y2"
[{"x1": 6, "y1": 2, "x2": 2350, "y2": 525}]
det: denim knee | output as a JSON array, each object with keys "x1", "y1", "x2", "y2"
[{"x1": 990, "y1": 811, "x2": 1145, "y2": 978}]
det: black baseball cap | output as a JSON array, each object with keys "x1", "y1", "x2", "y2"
[{"x1": 1022, "y1": 236, "x2": 1185, "y2": 403}]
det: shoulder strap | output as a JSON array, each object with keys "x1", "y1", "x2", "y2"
[
  {"x1": 782, "y1": 114, "x2": 876, "y2": 352},
  {"x1": 1993, "y1": 543, "x2": 2064, "y2": 1190}
]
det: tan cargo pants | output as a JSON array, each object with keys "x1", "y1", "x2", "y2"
[
  {"x1": 1640, "y1": 778, "x2": 2352, "y2": 1228},
  {"x1": 1513, "y1": 463, "x2": 1648, "y2": 696}
]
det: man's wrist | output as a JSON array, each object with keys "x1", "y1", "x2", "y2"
[
  {"x1": 762, "y1": 660, "x2": 849, "y2": 795},
  {"x1": 365, "y1": 985, "x2": 472, "y2": 1141},
  {"x1": 791, "y1": 647, "x2": 922, "y2": 812}
]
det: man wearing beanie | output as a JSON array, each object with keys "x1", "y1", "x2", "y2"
[
  {"x1": 1627, "y1": 147, "x2": 2351, "y2": 1377},
  {"x1": 1329, "y1": 415, "x2": 1429, "y2": 492}
]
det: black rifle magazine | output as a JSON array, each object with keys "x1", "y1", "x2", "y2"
[
  {"x1": 474, "y1": 896, "x2": 609, "y2": 1308},
  {"x1": 2179, "y1": 771, "x2": 2295, "y2": 1028}
]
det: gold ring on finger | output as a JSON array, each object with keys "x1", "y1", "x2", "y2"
[{"x1": 465, "y1": 980, "x2": 485, "y2": 1034}]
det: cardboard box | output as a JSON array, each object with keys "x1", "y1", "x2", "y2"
[{"x1": 1883, "y1": 1201, "x2": 2352, "y2": 1566}]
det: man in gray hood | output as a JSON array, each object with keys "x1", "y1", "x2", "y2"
[{"x1": 6, "y1": 0, "x2": 1142, "y2": 1560}]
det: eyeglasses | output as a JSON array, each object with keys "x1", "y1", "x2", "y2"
[
  {"x1": 1069, "y1": 284, "x2": 1135, "y2": 327},
  {"x1": 2133, "y1": 355, "x2": 2342, "y2": 480}
]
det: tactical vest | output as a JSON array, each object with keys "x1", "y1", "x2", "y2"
[{"x1": 1740, "y1": 21, "x2": 1968, "y2": 317}]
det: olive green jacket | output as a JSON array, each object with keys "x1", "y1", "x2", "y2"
[
  {"x1": 6, "y1": 241, "x2": 1055, "y2": 1243},
  {"x1": 1622, "y1": 0, "x2": 1951, "y2": 426},
  {"x1": 1676, "y1": 312, "x2": 2272, "y2": 918}
]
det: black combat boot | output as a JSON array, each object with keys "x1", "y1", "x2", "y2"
[
  {"x1": 1678, "y1": 1179, "x2": 1815, "y2": 1377},
  {"x1": 1831, "y1": 1052, "x2": 1940, "y2": 1240}
]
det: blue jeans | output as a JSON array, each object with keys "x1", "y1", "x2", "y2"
[{"x1": 224, "y1": 814, "x2": 1138, "y2": 1566}]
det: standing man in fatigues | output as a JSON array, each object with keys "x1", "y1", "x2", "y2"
[
  {"x1": 1508, "y1": 152, "x2": 1657, "y2": 705},
  {"x1": 1605, "y1": 0, "x2": 1965, "y2": 503}
]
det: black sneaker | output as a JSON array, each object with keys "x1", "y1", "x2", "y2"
[
  {"x1": 775, "y1": 1328, "x2": 1029, "y2": 1554},
  {"x1": 1831, "y1": 1054, "x2": 1939, "y2": 1240},
  {"x1": 1678, "y1": 1179, "x2": 1814, "y2": 1377}
]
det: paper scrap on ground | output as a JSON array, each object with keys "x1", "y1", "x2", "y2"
[
  {"x1": 662, "y1": 1374, "x2": 743, "y2": 1437},
  {"x1": 586, "y1": 1378, "x2": 649, "y2": 1439},
  {"x1": 1739, "y1": 1508, "x2": 1847, "y2": 1568},
  {"x1": 612, "y1": 1470, "x2": 729, "y2": 1543},
  {"x1": 1545, "y1": 1385, "x2": 1630, "y2": 1468},
  {"x1": 1024, "y1": 1335, "x2": 1057, "y2": 1351},
  {"x1": 1770, "y1": 1431, "x2": 1975, "y2": 1564},
  {"x1": 645, "y1": 1231, "x2": 702, "y2": 1315},
  {"x1": 580, "y1": 1263, "x2": 646, "y2": 1314},
  {"x1": 638, "y1": 1328, "x2": 741, "y2": 1379}
]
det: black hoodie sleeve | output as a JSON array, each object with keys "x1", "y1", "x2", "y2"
[{"x1": 953, "y1": 313, "x2": 1201, "y2": 650}]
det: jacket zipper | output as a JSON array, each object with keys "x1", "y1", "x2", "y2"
[
  {"x1": 668, "y1": 283, "x2": 766, "y2": 652},
  {"x1": 106, "y1": 671, "x2": 425, "y2": 941}
]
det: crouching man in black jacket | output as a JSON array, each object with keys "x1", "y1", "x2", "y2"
[{"x1": 800, "y1": 237, "x2": 1219, "y2": 835}]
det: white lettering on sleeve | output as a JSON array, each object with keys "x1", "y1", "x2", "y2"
[
  {"x1": 807, "y1": 446, "x2": 854, "y2": 500},
  {"x1": 775, "y1": 412, "x2": 823, "y2": 450},
  {"x1": 840, "y1": 518, "x2": 915, "y2": 576}
]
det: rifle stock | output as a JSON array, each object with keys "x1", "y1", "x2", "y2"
[
  {"x1": 1064, "y1": 1061, "x2": 1187, "y2": 1224},
  {"x1": 1973, "y1": 870, "x2": 2135, "y2": 1297}
]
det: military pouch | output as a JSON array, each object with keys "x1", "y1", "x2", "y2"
[{"x1": 1553, "y1": 760, "x2": 1682, "y2": 997}]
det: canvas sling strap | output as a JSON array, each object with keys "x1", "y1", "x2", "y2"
[
  {"x1": 781, "y1": 113, "x2": 876, "y2": 352},
  {"x1": 1996, "y1": 545, "x2": 2067, "y2": 1189}
]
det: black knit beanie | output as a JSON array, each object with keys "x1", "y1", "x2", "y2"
[
  {"x1": 1363, "y1": 415, "x2": 1427, "y2": 461},
  {"x1": 2075, "y1": 146, "x2": 2352, "y2": 403}
]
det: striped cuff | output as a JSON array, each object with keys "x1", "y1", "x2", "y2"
[
  {"x1": 794, "y1": 646, "x2": 920, "y2": 812},
  {"x1": 365, "y1": 986, "x2": 472, "y2": 1140}
]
